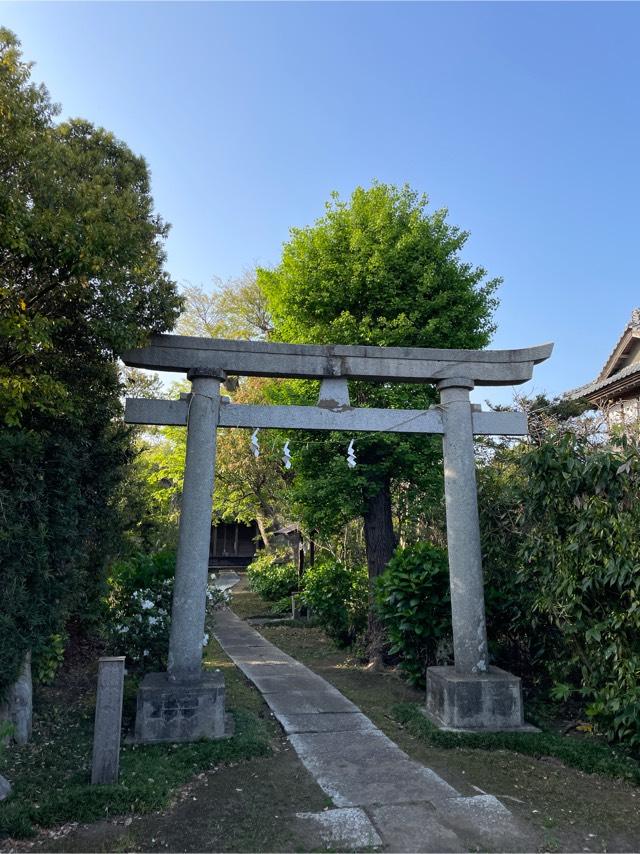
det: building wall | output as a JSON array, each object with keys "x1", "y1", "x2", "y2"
[{"x1": 606, "y1": 396, "x2": 640, "y2": 429}]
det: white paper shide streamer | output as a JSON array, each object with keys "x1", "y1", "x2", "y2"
[
  {"x1": 251, "y1": 429, "x2": 260, "y2": 458},
  {"x1": 347, "y1": 439, "x2": 356, "y2": 468},
  {"x1": 282, "y1": 440, "x2": 291, "y2": 469}
]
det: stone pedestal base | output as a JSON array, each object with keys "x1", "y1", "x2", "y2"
[
  {"x1": 134, "y1": 671, "x2": 225, "y2": 743},
  {"x1": 426, "y1": 665, "x2": 537, "y2": 732}
]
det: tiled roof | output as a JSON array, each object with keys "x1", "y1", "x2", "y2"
[
  {"x1": 567, "y1": 361, "x2": 640, "y2": 400},
  {"x1": 596, "y1": 307, "x2": 640, "y2": 381},
  {"x1": 565, "y1": 308, "x2": 640, "y2": 401}
]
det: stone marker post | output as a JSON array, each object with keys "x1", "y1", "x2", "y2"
[
  {"x1": 135, "y1": 368, "x2": 226, "y2": 743},
  {"x1": 91, "y1": 656, "x2": 125, "y2": 785}
]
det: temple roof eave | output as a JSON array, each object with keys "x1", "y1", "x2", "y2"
[{"x1": 566, "y1": 361, "x2": 640, "y2": 403}]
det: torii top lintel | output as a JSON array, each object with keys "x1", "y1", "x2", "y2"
[{"x1": 122, "y1": 335, "x2": 553, "y2": 387}]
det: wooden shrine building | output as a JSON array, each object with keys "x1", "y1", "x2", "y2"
[{"x1": 209, "y1": 521, "x2": 259, "y2": 571}]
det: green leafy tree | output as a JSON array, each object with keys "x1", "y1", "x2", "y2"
[
  {"x1": 259, "y1": 183, "x2": 500, "y2": 651},
  {"x1": 0, "y1": 29, "x2": 181, "y2": 704},
  {"x1": 139, "y1": 378, "x2": 289, "y2": 548}
]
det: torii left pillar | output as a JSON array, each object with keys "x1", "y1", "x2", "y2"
[{"x1": 135, "y1": 368, "x2": 227, "y2": 743}]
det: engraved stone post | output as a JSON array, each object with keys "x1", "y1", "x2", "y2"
[{"x1": 91, "y1": 656, "x2": 125, "y2": 785}]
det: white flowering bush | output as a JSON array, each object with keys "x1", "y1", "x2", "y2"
[
  {"x1": 103, "y1": 556, "x2": 230, "y2": 669},
  {"x1": 103, "y1": 550, "x2": 176, "y2": 670},
  {"x1": 207, "y1": 580, "x2": 231, "y2": 610},
  {"x1": 104, "y1": 578, "x2": 173, "y2": 670}
]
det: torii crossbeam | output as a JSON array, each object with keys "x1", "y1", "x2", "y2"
[{"x1": 122, "y1": 335, "x2": 552, "y2": 741}]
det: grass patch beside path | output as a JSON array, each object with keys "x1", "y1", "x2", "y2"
[
  {"x1": 391, "y1": 702, "x2": 640, "y2": 786},
  {"x1": 0, "y1": 640, "x2": 272, "y2": 841}
]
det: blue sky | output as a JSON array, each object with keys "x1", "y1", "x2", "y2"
[{"x1": 4, "y1": 1, "x2": 640, "y2": 405}]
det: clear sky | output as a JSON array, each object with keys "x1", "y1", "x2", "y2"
[{"x1": 4, "y1": 1, "x2": 640, "y2": 405}]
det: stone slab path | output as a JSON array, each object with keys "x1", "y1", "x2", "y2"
[
  {"x1": 211, "y1": 570, "x2": 242, "y2": 592},
  {"x1": 214, "y1": 608, "x2": 530, "y2": 853}
]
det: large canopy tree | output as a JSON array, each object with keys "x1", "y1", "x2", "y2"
[
  {"x1": 259, "y1": 183, "x2": 500, "y2": 651},
  {"x1": 0, "y1": 29, "x2": 181, "y2": 707}
]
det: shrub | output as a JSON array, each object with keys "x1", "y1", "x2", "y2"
[
  {"x1": 103, "y1": 550, "x2": 173, "y2": 669},
  {"x1": 103, "y1": 578, "x2": 173, "y2": 671},
  {"x1": 301, "y1": 561, "x2": 368, "y2": 645},
  {"x1": 517, "y1": 435, "x2": 640, "y2": 746},
  {"x1": 247, "y1": 549, "x2": 299, "y2": 602},
  {"x1": 479, "y1": 432, "x2": 640, "y2": 747},
  {"x1": 479, "y1": 456, "x2": 561, "y2": 685},
  {"x1": 32, "y1": 633, "x2": 67, "y2": 686},
  {"x1": 107, "y1": 550, "x2": 176, "y2": 593},
  {"x1": 376, "y1": 542, "x2": 451, "y2": 687}
]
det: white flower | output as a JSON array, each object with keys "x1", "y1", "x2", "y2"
[
  {"x1": 116, "y1": 625, "x2": 129, "y2": 634},
  {"x1": 143, "y1": 649, "x2": 150, "y2": 657},
  {"x1": 140, "y1": 599, "x2": 154, "y2": 610},
  {"x1": 202, "y1": 633, "x2": 209, "y2": 647},
  {"x1": 147, "y1": 616, "x2": 159, "y2": 626}
]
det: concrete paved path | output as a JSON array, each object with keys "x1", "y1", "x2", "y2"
[
  {"x1": 211, "y1": 570, "x2": 241, "y2": 592},
  {"x1": 214, "y1": 608, "x2": 530, "y2": 853}
]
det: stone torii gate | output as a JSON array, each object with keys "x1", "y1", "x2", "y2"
[{"x1": 122, "y1": 335, "x2": 552, "y2": 741}]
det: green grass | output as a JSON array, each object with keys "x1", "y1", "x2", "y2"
[
  {"x1": 391, "y1": 702, "x2": 640, "y2": 785},
  {"x1": 0, "y1": 702, "x2": 270, "y2": 839},
  {"x1": 0, "y1": 647, "x2": 272, "y2": 842}
]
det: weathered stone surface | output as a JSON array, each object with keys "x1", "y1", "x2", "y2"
[
  {"x1": 266, "y1": 689, "x2": 359, "y2": 716},
  {"x1": 247, "y1": 673, "x2": 327, "y2": 694},
  {"x1": 294, "y1": 808, "x2": 382, "y2": 850},
  {"x1": 235, "y1": 663, "x2": 307, "y2": 683},
  {"x1": 91, "y1": 656, "x2": 125, "y2": 785},
  {"x1": 438, "y1": 379, "x2": 489, "y2": 675},
  {"x1": 426, "y1": 666, "x2": 537, "y2": 731},
  {"x1": 168, "y1": 373, "x2": 222, "y2": 681},
  {"x1": 436, "y1": 794, "x2": 529, "y2": 850},
  {"x1": 134, "y1": 671, "x2": 225, "y2": 743},
  {"x1": 369, "y1": 803, "x2": 465, "y2": 853},
  {"x1": 275, "y1": 711, "x2": 376, "y2": 734},
  {"x1": 126, "y1": 396, "x2": 529, "y2": 436},
  {"x1": 0, "y1": 775, "x2": 11, "y2": 801},
  {"x1": 0, "y1": 651, "x2": 33, "y2": 746},
  {"x1": 211, "y1": 570, "x2": 241, "y2": 591},
  {"x1": 291, "y1": 593, "x2": 303, "y2": 619},
  {"x1": 121, "y1": 334, "x2": 553, "y2": 386},
  {"x1": 288, "y1": 729, "x2": 458, "y2": 807}
]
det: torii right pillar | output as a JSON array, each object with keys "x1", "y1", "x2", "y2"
[{"x1": 426, "y1": 377, "x2": 536, "y2": 732}]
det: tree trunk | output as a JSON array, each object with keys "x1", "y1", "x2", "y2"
[
  {"x1": 255, "y1": 516, "x2": 271, "y2": 548},
  {"x1": 363, "y1": 478, "x2": 396, "y2": 664}
]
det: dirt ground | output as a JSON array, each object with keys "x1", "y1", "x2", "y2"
[{"x1": 21, "y1": 744, "x2": 333, "y2": 854}]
